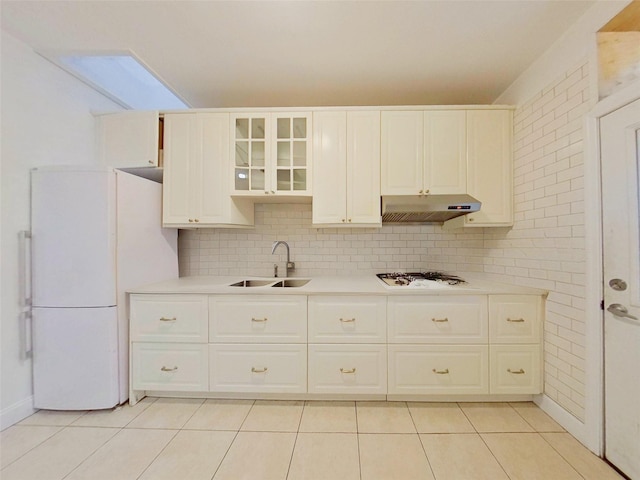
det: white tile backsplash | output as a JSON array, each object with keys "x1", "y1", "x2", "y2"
[{"x1": 180, "y1": 61, "x2": 591, "y2": 421}]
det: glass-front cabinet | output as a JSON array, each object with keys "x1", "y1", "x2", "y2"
[{"x1": 231, "y1": 112, "x2": 312, "y2": 196}]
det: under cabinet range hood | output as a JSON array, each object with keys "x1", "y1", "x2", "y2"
[{"x1": 381, "y1": 194, "x2": 481, "y2": 223}]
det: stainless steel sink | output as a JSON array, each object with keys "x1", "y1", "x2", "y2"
[
  {"x1": 271, "y1": 279, "x2": 310, "y2": 288},
  {"x1": 229, "y1": 280, "x2": 274, "y2": 287}
]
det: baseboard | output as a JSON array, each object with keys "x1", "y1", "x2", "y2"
[
  {"x1": 534, "y1": 394, "x2": 596, "y2": 454},
  {"x1": 1, "y1": 396, "x2": 36, "y2": 431}
]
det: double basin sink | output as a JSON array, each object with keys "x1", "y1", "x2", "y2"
[{"x1": 229, "y1": 279, "x2": 310, "y2": 288}]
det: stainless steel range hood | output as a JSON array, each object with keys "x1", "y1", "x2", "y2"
[{"x1": 381, "y1": 194, "x2": 481, "y2": 223}]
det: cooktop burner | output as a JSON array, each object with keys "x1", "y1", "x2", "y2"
[{"x1": 376, "y1": 272, "x2": 466, "y2": 287}]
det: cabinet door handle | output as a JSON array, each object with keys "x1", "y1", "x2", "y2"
[
  {"x1": 251, "y1": 367, "x2": 268, "y2": 373},
  {"x1": 432, "y1": 368, "x2": 450, "y2": 374},
  {"x1": 161, "y1": 366, "x2": 178, "y2": 372},
  {"x1": 507, "y1": 318, "x2": 525, "y2": 323},
  {"x1": 251, "y1": 317, "x2": 268, "y2": 322},
  {"x1": 188, "y1": 219, "x2": 194, "y2": 223},
  {"x1": 340, "y1": 368, "x2": 356, "y2": 374},
  {"x1": 431, "y1": 317, "x2": 449, "y2": 322},
  {"x1": 159, "y1": 317, "x2": 177, "y2": 322},
  {"x1": 340, "y1": 318, "x2": 356, "y2": 323},
  {"x1": 507, "y1": 368, "x2": 525, "y2": 374}
]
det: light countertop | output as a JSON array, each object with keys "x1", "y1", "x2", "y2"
[{"x1": 129, "y1": 274, "x2": 548, "y2": 297}]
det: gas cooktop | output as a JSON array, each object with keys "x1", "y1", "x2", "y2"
[{"x1": 376, "y1": 272, "x2": 467, "y2": 288}]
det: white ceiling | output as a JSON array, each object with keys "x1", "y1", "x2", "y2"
[{"x1": 1, "y1": 1, "x2": 599, "y2": 108}]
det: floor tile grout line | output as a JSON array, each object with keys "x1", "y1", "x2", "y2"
[
  {"x1": 284, "y1": 399, "x2": 307, "y2": 479},
  {"x1": 458, "y1": 402, "x2": 515, "y2": 479},
  {"x1": 405, "y1": 401, "x2": 438, "y2": 478},
  {"x1": 0, "y1": 424, "x2": 64, "y2": 471},
  {"x1": 131, "y1": 398, "x2": 205, "y2": 480},
  {"x1": 535, "y1": 431, "x2": 592, "y2": 480},
  {"x1": 476, "y1": 431, "x2": 514, "y2": 480},
  {"x1": 132, "y1": 428, "x2": 181, "y2": 480},
  {"x1": 354, "y1": 401, "x2": 362, "y2": 480},
  {"x1": 60, "y1": 423, "x2": 127, "y2": 480},
  {"x1": 209, "y1": 399, "x2": 256, "y2": 480}
]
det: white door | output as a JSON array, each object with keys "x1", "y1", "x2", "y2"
[{"x1": 601, "y1": 97, "x2": 640, "y2": 479}]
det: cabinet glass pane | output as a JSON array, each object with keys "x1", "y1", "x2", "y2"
[
  {"x1": 251, "y1": 118, "x2": 265, "y2": 139},
  {"x1": 277, "y1": 141, "x2": 291, "y2": 166},
  {"x1": 293, "y1": 141, "x2": 306, "y2": 166},
  {"x1": 235, "y1": 141, "x2": 249, "y2": 166},
  {"x1": 293, "y1": 169, "x2": 306, "y2": 191},
  {"x1": 236, "y1": 118, "x2": 249, "y2": 139},
  {"x1": 277, "y1": 169, "x2": 291, "y2": 191},
  {"x1": 277, "y1": 118, "x2": 290, "y2": 139},
  {"x1": 251, "y1": 141, "x2": 265, "y2": 166},
  {"x1": 293, "y1": 118, "x2": 306, "y2": 138},
  {"x1": 251, "y1": 169, "x2": 265, "y2": 190},
  {"x1": 235, "y1": 169, "x2": 249, "y2": 190}
]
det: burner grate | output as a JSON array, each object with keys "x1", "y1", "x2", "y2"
[{"x1": 376, "y1": 271, "x2": 466, "y2": 286}]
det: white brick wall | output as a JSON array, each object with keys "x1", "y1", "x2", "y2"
[
  {"x1": 179, "y1": 60, "x2": 591, "y2": 420},
  {"x1": 178, "y1": 205, "x2": 489, "y2": 278},
  {"x1": 488, "y1": 59, "x2": 591, "y2": 420}
]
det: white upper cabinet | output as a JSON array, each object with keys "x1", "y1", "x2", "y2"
[
  {"x1": 163, "y1": 113, "x2": 254, "y2": 228},
  {"x1": 444, "y1": 109, "x2": 513, "y2": 228},
  {"x1": 96, "y1": 111, "x2": 160, "y2": 168},
  {"x1": 424, "y1": 110, "x2": 466, "y2": 194},
  {"x1": 312, "y1": 111, "x2": 381, "y2": 226},
  {"x1": 381, "y1": 110, "x2": 466, "y2": 195},
  {"x1": 231, "y1": 112, "x2": 312, "y2": 197}
]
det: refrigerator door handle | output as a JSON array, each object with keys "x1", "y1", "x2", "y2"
[
  {"x1": 19, "y1": 230, "x2": 32, "y2": 307},
  {"x1": 19, "y1": 230, "x2": 32, "y2": 356}
]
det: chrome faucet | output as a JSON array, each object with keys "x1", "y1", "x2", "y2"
[{"x1": 271, "y1": 241, "x2": 295, "y2": 278}]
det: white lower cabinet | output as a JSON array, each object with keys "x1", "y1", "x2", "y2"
[
  {"x1": 130, "y1": 291, "x2": 544, "y2": 402},
  {"x1": 388, "y1": 345, "x2": 489, "y2": 395},
  {"x1": 209, "y1": 295, "x2": 307, "y2": 343},
  {"x1": 308, "y1": 344, "x2": 387, "y2": 394},
  {"x1": 132, "y1": 343, "x2": 209, "y2": 391},
  {"x1": 308, "y1": 296, "x2": 386, "y2": 343},
  {"x1": 209, "y1": 344, "x2": 307, "y2": 393},
  {"x1": 490, "y1": 345, "x2": 541, "y2": 395},
  {"x1": 388, "y1": 296, "x2": 487, "y2": 344}
]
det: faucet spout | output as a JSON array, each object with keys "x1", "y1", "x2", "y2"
[
  {"x1": 271, "y1": 241, "x2": 290, "y2": 262},
  {"x1": 271, "y1": 241, "x2": 295, "y2": 277}
]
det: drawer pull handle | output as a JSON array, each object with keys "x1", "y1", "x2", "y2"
[
  {"x1": 251, "y1": 317, "x2": 268, "y2": 322},
  {"x1": 507, "y1": 318, "x2": 525, "y2": 323},
  {"x1": 160, "y1": 366, "x2": 178, "y2": 372},
  {"x1": 251, "y1": 367, "x2": 268, "y2": 373},
  {"x1": 340, "y1": 368, "x2": 356, "y2": 374},
  {"x1": 508, "y1": 368, "x2": 525, "y2": 374},
  {"x1": 340, "y1": 318, "x2": 356, "y2": 323},
  {"x1": 159, "y1": 317, "x2": 177, "y2": 322},
  {"x1": 432, "y1": 317, "x2": 449, "y2": 323},
  {"x1": 432, "y1": 368, "x2": 450, "y2": 374}
]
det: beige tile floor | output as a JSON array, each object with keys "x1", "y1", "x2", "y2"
[{"x1": 0, "y1": 398, "x2": 624, "y2": 480}]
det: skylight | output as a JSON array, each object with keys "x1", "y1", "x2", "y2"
[{"x1": 41, "y1": 52, "x2": 189, "y2": 110}]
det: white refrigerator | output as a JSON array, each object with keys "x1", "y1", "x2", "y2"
[{"x1": 31, "y1": 167, "x2": 178, "y2": 410}]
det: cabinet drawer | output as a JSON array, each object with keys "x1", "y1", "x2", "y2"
[
  {"x1": 388, "y1": 296, "x2": 487, "y2": 343},
  {"x1": 490, "y1": 345, "x2": 542, "y2": 394},
  {"x1": 209, "y1": 295, "x2": 307, "y2": 343},
  {"x1": 209, "y1": 344, "x2": 307, "y2": 393},
  {"x1": 130, "y1": 295, "x2": 208, "y2": 343},
  {"x1": 308, "y1": 296, "x2": 386, "y2": 343},
  {"x1": 308, "y1": 344, "x2": 387, "y2": 394},
  {"x1": 132, "y1": 343, "x2": 208, "y2": 391},
  {"x1": 388, "y1": 345, "x2": 489, "y2": 395},
  {"x1": 489, "y1": 295, "x2": 542, "y2": 344}
]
